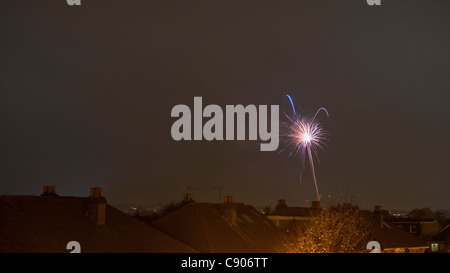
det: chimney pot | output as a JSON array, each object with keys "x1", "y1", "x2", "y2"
[
  {"x1": 89, "y1": 187, "x2": 103, "y2": 198},
  {"x1": 224, "y1": 196, "x2": 235, "y2": 204},
  {"x1": 275, "y1": 199, "x2": 288, "y2": 212},
  {"x1": 183, "y1": 193, "x2": 194, "y2": 202},
  {"x1": 41, "y1": 185, "x2": 58, "y2": 196}
]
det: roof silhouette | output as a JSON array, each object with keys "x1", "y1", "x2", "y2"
[
  {"x1": 363, "y1": 211, "x2": 428, "y2": 250},
  {"x1": 151, "y1": 202, "x2": 284, "y2": 253},
  {"x1": 0, "y1": 195, "x2": 197, "y2": 253}
]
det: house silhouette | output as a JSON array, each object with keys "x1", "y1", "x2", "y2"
[{"x1": 0, "y1": 186, "x2": 196, "y2": 253}]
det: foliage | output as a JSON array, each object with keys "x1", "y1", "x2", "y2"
[
  {"x1": 283, "y1": 207, "x2": 374, "y2": 253},
  {"x1": 407, "y1": 207, "x2": 448, "y2": 226},
  {"x1": 408, "y1": 208, "x2": 435, "y2": 219}
]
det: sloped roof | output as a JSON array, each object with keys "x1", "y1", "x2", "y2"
[
  {"x1": 432, "y1": 225, "x2": 450, "y2": 241},
  {"x1": 390, "y1": 218, "x2": 437, "y2": 223},
  {"x1": 0, "y1": 195, "x2": 197, "y2": 253},
  {"x1": 362, "y1": 211, "x2": 428, "y2": 250},
  {"x1": 151, "y1": 202, "x2": 283, "y2": 253},
  {"x1": 235, "y1": 204, "x2": 285, "y2": 252},
  {"x1": 273, "y1": 207, "x2": 313, "y2": 217}
]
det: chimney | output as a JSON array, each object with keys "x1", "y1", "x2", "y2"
[
  {"x1": 41, "y1": 185, "x2": 58, "y2": 196},
  {"x1": 221, "y1": 196, "x2": 237, "y2": 226},
  {"x1": 310, "y1": 201, "x2": 321, "y2": 214},
  {"x1": 86, "y1": 187, "x2": 106, "y2": 225},
  {"x1": 224, "y1": 195, "x2": 235, "y2": 204},
  {"x1": 275, "y1": 199, "x2": 288, "y2": 212},
  {"x1": 374, "y1": 205, "x2": 383, "y2": 228},
  {"x1": 183, "y1": 193, "x2": 194, "y2": 202},
  {"x1": 311, "y1": 201, "x2": 321, "y2": 209},
  {"x1": 89, "y1": 187, "x2": 104, "y2": 198},
  {"x1": 343, "y1": 202, "x2": 352, "y2": 210}
]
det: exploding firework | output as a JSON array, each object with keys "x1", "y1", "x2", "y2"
[{"x1": 280, "y1": 95, "x2": 329, "y2": 201}]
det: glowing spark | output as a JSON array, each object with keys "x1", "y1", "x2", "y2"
[
  {"x1": 303, "y1": 133, "x2": 312, "y2": 143},
  {"x1": 281, "y1": 95, "x2": 329, "y2": 201},
  {"x1": 286, "y1": 94, "x2": 296, "y2": 115}
]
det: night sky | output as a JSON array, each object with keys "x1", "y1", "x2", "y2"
[{"x1": 1, "y1": 0, "x2": 449, "y2": 211}]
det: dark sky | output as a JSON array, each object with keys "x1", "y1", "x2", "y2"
[{"x1": 1, "y1": 0, "x2": 449, "y2": 211}]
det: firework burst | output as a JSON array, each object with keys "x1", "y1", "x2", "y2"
[{"x1": 280, "y1": 95, "x2": 329, "y2": 201}]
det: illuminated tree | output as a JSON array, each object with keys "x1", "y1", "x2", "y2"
[{"x1": 283, "y1": 207, "x2": 374, "y2": 253}]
